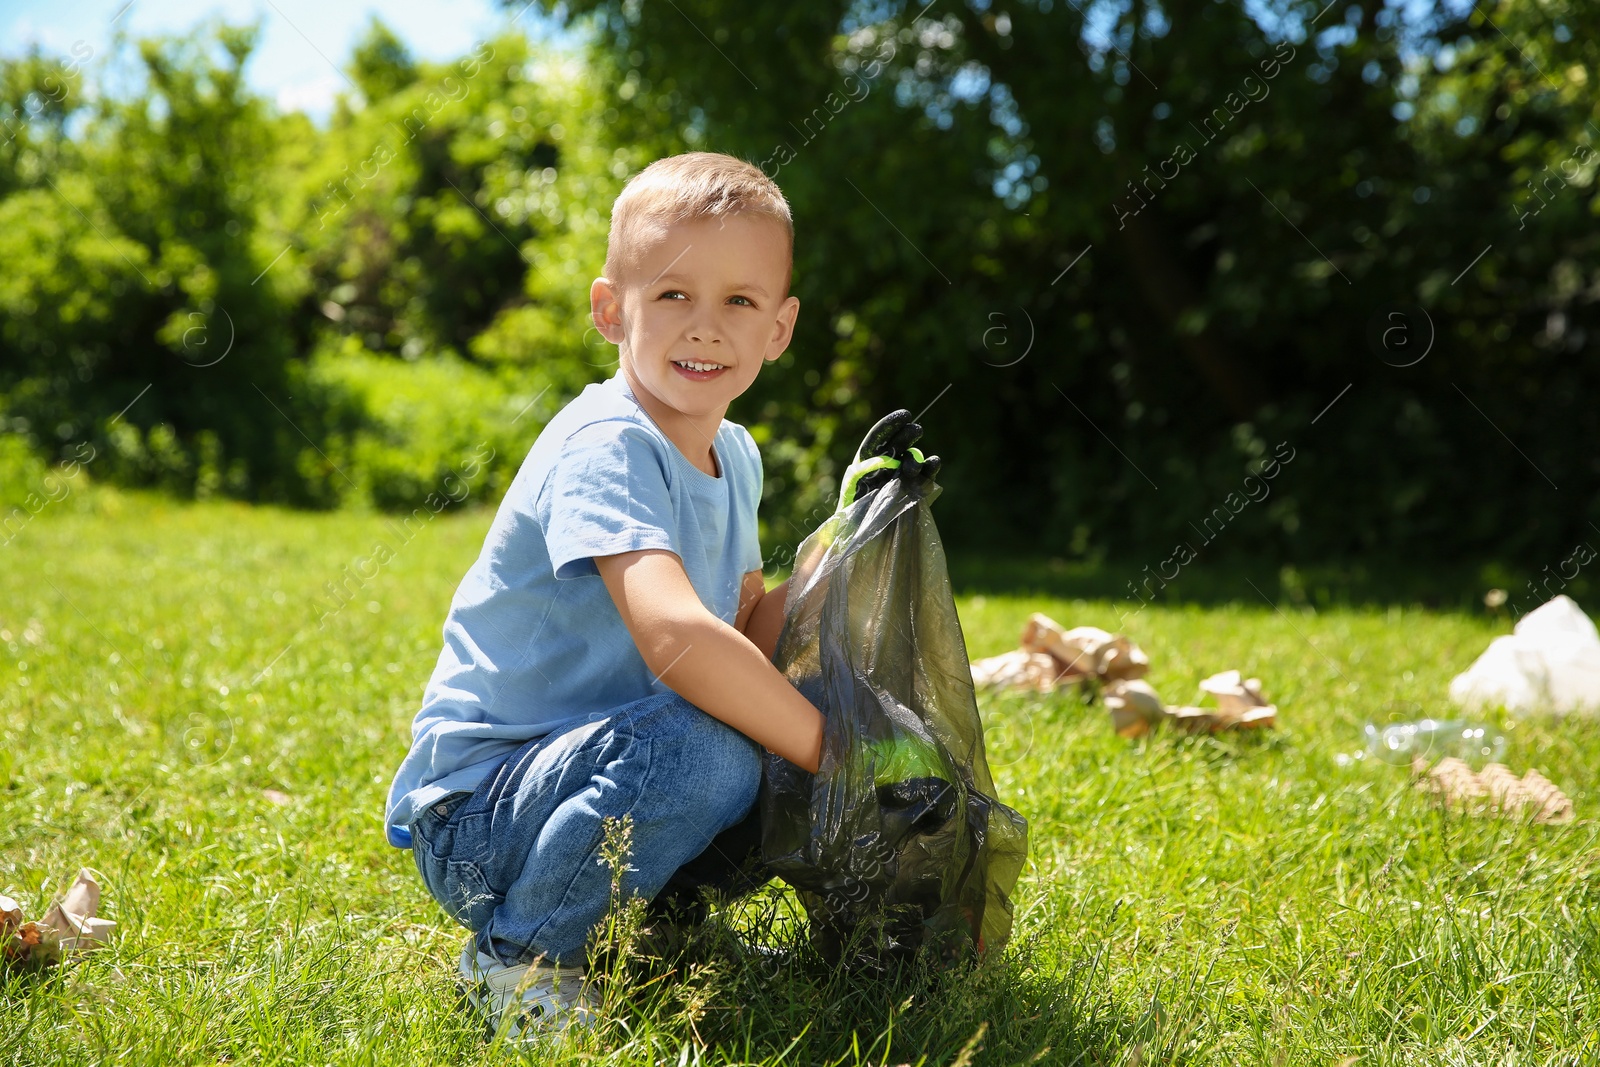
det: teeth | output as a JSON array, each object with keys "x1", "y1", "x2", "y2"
[{"x1": 676, "y1": 360, "x2": 724, "y2": 372}]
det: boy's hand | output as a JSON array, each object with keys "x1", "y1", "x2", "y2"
[{"x1": 838, "y1": 410, "x2": 942, "y2": 509}]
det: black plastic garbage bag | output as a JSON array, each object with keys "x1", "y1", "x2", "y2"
[{"x1": 760, "y1": 475, "x2": 1029, "y2": 965}]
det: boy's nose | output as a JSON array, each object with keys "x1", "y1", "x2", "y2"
[{"x1": 685, "y1": 308, "x2": 723, "y2": 345}]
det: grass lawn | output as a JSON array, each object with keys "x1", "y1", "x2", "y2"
[{"x1": 3, "y1": 490, "x2": 1597, "y2": 1065}]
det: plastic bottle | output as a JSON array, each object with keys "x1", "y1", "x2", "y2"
[{"x1": 1361, "y1": 719, "x2": 1507, "y2": 766}]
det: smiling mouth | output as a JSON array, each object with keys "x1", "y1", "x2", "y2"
[{"x1": 672, "y1": 360, "x2": 727, "y2": 373}]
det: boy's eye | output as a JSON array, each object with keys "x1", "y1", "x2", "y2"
[
  {"x1": 658, "y1": 290, "x2": 687, "y2": 300},
  {"x1": 728, "y1": 295, "x2": 755, "y2": 307}
]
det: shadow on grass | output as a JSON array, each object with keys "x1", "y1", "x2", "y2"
[
  {"x1": 570, "y1": 888, "x2": 1194, "y2": 1067},
  {"x1": 945, "y1": 551, "x2": 1587, "y2": 617}
]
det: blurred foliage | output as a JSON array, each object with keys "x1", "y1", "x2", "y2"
[
  {"x1": 302, "y1": 339, "x2": 558, "y2": 510},
  {"x1": 0, "y1": 1, "x2": 1596, "y2": 566},
  {"x1": 0, "y1": 21, "x2": 628, "y2": 513},
  {"x1": 528, "y1": 0, "x2": 1599, "y2": 564}
]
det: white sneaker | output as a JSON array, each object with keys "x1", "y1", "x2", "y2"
[{"x1": 458, "y1": 939, "x2": 599, "y2": 1039}]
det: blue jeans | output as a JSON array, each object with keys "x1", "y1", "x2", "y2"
[{"x1": 409, "y1": 692, "x2": 767, "y2": 967}]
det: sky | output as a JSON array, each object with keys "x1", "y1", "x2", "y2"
[{"x1": 1, "y1": 0, "x2": 565, "y2": 119}]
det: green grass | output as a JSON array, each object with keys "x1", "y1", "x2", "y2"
[{"x1": 2, "y1": 490, "x2": 1597, "y2": 1065}]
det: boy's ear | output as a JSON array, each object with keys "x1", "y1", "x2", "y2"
[
  {"x1": 591, "y1": 278, "x2": 625, "y2": 344},
  {"x1": 766, "y1": 295, "x2": 801, "y2": 361}
]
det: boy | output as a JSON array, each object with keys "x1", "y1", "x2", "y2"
[{"x1": 385, "y1": 152, "x2": 932, "y2": 1038}]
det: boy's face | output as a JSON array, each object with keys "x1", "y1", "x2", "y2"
[{"x1": 591, "y1": 213, "x2": 799, "y2": 425}]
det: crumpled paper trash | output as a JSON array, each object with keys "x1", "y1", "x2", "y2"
[
  {"x1": 2, "y1": 869, "x2": 116, "y2": 964},
  {"x1": 1109, "y1": 670, "x2": 1278, "y2": 738},
  {"x1": 1449, "y1": 595, "x2": 1600, "y2": 714},
  {"x1": 969, "y1": 649, "x2": 1070, "y2": 693},
  {"x1": 971, "y1": 613, "x2": 1149, "y2": 692},
  {"x1": 1020, "y1": 614, "x2": 1150, "y2": 682},
  {"x1": 1105, "y1": 678, "x2": 1166, "y2": 737},
  {"x1": 1167, "y1": 670, "x2": 1279, "y2": 733},
  {"x1": 972, "y1": 614, "x2": 1276, "y2": 736},
  {"x1": 1413, "y1": 756, "x2": 1574, "y2": 824}
]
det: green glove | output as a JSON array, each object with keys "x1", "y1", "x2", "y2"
[
  {"x1": 838, "y1": 410, "x2": 942, "y2": 511},
  {"x1": 850, "y1": 733, "x2": 952, "y2": 789}
]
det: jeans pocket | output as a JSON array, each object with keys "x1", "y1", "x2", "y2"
[
  {"x1": 441, "y1": 859, "x2": 501, "y2": 932},
  {"x1": 412, "y1": 802, "x2": 501, "y2": 932}
]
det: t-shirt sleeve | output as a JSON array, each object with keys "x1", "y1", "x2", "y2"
[
  {"x1": 737, "y1": 427, "x2": 764, "y2": 574},
  {"x1": 541, "y1": 422, "x2": 680, "y2": 580}
]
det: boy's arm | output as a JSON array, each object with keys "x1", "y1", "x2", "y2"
[
  {"x1": 596, "y1": 548, "x2": 824, "y2": 773},
  {"x1": 736, "y1": 570, "x2": 789, "y2": 663},
  {"x1": 735, "y1": 534, "x2": 832, "y2": 661}
]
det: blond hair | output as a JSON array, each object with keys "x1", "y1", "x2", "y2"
[{"x1": 604, "y1": 152, "x2": 794, "y2": 291}]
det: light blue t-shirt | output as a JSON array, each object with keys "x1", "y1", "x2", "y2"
[{"x1": 384, "y1": 371, "x2": 764, "y2": 847}]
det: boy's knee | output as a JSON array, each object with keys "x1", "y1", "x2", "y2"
[
  {"x1": 656, "y1": 697, "x2": 762, "y2": 822},
  {"x1": 689, "y1": 705, "x2": 762, "y2": 799}
]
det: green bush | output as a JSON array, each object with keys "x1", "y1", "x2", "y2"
[
  {"x1": 5, "y1": 5, "x2": 1598, "y2": 565},
  {"x1": 304, "y1": 339, "x2": 563, "y2": 511},
  {"x1": 0, "y1": 431, "x2": 52, "y2": 513},
  {"x1": 0, "y1": 428, "x2": 96, "y2": 545},
  {"x1": 0, "y1": 23, "x2": 628, "y2": 519}
]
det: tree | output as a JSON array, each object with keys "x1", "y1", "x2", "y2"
[
  {"x1": 518, "y1": 0, "x2": 1598, "y2": 564},
  {"x1": 350, "y1": 17, "x2": 419, "y2": 103}
]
